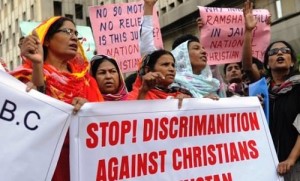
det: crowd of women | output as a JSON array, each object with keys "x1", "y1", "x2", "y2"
[{"x1": 0, "y1": 0, "x2": 299, "y2": 180}]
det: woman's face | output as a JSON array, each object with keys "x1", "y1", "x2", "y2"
[
  {"x1": 188, "y1": 41, "x2": 207, "y2": 74},
  {"x1": 95, "y1": 60, "x2": 120, "y2": 94},
  {"x1": 46, "y1": 21, "x2": 79, "y2": 60},
  {"x1": 153, "y1": 54, "x2": 176, "y2": 87},
  {"x1": 268, "y1": 42, "x2": 293, "y2": 72}
]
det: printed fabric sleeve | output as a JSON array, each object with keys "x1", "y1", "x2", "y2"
[{"x1": 139, "y1": 15, "x2": 157, "y2": 56}]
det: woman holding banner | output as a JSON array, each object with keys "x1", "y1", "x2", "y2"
[
  {"x1": 243, "y1": 1, "x2": 300, "y2": 180},
  {"x1": 90, "y1": 54, "x2": 128, "y2": 101},
  {"x1": 11, "y1": 16, "x2": 104, "y2": 181},
  {"x1": 140, "y1": 0, "x2": 222, "y2": 99}
]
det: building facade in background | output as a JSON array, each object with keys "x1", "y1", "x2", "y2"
[{"x1": 0, "y1": 0, "x2": 300, "y2": 70}]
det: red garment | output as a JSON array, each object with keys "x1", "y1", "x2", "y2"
[
  {"x1": 10, "y1": 16, "x2": 104, "y2": 181},
  {"x1": 11, "y1": 58, "x2": 103, "y2": 181},
  {"x1": 11, "y1": 56, "x2": 104, "y2": 104},
  {"x1": 127, "y1": 76, "x2": 180, "y2": 100}
]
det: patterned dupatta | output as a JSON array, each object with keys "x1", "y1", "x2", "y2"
[
  {"x1": 10, "y1": 16, "x2": 103, "y2": 104},
  {"x1": 268, "y1": 74, "x2": 300, "y2": 99}
]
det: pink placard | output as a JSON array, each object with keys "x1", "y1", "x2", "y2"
[
  {"x1": 89, "y1": 1, "x2": 163, "y2": 73},
  {"x1": 199, "y1": 7, "x2": 270, "y2": 65}
]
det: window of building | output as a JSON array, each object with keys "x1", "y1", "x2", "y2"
[
  {"x1": 65, "y1": 14, "x2": 73, "y2": 20},
  {"x1": 22, "y1": 12, "x2": 26, "y2": 21},
  {"x1": 9, "y1": 25, "x2": 11, "y2": 36},
  {"x1": 0, "y1": 44, "x2": 2, "y2": 57},
  {"x1": 86, "y1": 17, "x2": 91, "y2": 27},
  {"x1": 75, "y1": 4, "x2": 83, "y2": 19},
  {"x1": 276, "y1": 0, "x2": 282, "y2": 18},
  {"x1": 15, "y1": 18, "x2": 19, "y2": 32},
  {"x1": 12, "y1": 33, "x2": 15, "y2": 47},
  {"x1": 54, "y1": 1, "x2": 62, "y2": 16},
  {"x1": 13, "y1": 33, "x2": 16, "y2": 47},
  {"x1": 160, "y1": 7, "x2": 167, "y2": 14},
  {"x1": 10, "y1": 60, "x2": 13, "y2": 71},
  {"x1": 4, "y1": 3, "x2": 7, "y2": 16},
  {"x1": 30, "y1": 5, "x2": 34, "y2": 20},
  {"x1": 17, "y1": 56, "x2": 21, "y2": 66},
  {"x1": 6, "y1": 38, "x2": 8, "y2": 51},
  {"x1": 177, "y1": 0, "x2": 183, "y2": 5},
  {"x1": 11, "y1": 0, "x2": 14, "y2": 11},
  {"x1": 168, "y1": 2, "x2": 175, "y2": 11}
]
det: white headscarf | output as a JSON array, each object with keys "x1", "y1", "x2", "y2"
[{"x1": 171, "y1": 41, "x2": 222, "y2": 98}]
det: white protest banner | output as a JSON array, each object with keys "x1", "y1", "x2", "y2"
[
  {"x1": 0, "y1": 71, "x2": 73, "y2": 181},
  {"x1": 89, "y1": 1, "x2": 163, "y2": 73},
  {"x1": 19, "y1": 21, "x2": 96, "y2": 60},
  {"x1": 70, "y1": 97, "x2": 283, "y2": 181},
  {"x1": 0, "y1": 63, "x2": 5, "y2": 71},
  {"x1": 199, "y1": 7, "x2": 270, "y2": 65}
]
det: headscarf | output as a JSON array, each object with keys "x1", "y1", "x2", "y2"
[
  {"x1": 10, "y1": 16, "x2": 103, "y2": 104},
  {"x1": 127, "y1": 53, "x2": 189, "y2": 100},
  {"x1": 90, "y1": 55, "x2": 128, "y2": 101},
  {"x1": 170, "y1": 41, "x2": 221, "y2": 98}
]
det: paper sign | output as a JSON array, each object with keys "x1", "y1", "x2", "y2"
[
  {"x1": 89, "y1": 1, "x2": 163, "y2": 73},
  {"x1": 199, "y1": 7, "x2": 270, "y2": 65}
]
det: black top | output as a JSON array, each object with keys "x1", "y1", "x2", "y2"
[{"x1": 269, "y1": 80, "x2": 300, "y2": 162}]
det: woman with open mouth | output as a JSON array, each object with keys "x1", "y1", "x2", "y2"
[{"x1": 243, "y1": 0, "x2": 300, "y2": 180}]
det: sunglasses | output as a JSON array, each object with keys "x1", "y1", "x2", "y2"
[
  {"x1": 90, "y1": 54, "x2": 115, "y2": 66},
  {"x1": 268, "y1": 47, "x2": 291, "y2": 56},
  {"x1": 56, "y1": 28, "x2": 79, "y2": 37}
]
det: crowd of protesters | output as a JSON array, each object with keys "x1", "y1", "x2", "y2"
[{"x1": 0, "y1": 0, "x2": 299, "y2": 180}]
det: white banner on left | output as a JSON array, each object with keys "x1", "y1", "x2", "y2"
[{"x1": 0, "y1": 71, "x2": 73, "y2": 181}]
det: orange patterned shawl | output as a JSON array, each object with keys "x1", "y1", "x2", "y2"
[{"x1": 10, "y1": 16, "x2": 103, "y2": 104}]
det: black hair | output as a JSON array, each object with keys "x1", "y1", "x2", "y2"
[
  {"x1": 263, "y1": 40, "x2": 298, "y2": 75},
  {"x1": 223, "y1": 62, "x2": 242, "y2": 74},
  {"x1": 90, "y1": 55, "x2": 120, "y2": 78},
  {"x1": 43, "y1": 17, "x2": 76, "y2": 59},
  {"x1": 172, "y1": 34, "x2": 199, "y2": 50},
  {"x1": 19, "y1": 36, "x2": 25, "y2": 41},
  {"x1": 252, "y1": 57, "x2": 264, "y2": 70},
  {"x1": 139, "y1": 49, "x2": 175, "y2": 76},
  {"x1": 125, "y1": 72, "x2": 137, "y2": 92}
]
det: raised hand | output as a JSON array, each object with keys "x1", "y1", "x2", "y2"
[
  {"x1": 21, "y1": 30, "x2": 44, "y2": 65},
  {"x1": 243, "y1": 0, "x2": 257, "y2": 31},
  {"x1": 140, "y1": 71, "x2": 165, "y2": 92},
  {"x1": 144, "y1": 0, "x2": 158, "y2": 15},
  {"x1": 144, "y1": 0, "x2": 158, "y2": 7}
]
